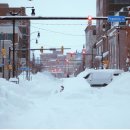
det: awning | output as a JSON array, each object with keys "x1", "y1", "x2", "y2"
[
  {"x1": 96, "y1": 39, "x2": 103, "y2": 47},
  {"x1": 95, "y1": 51, "x2": 109, "y2": 60}
]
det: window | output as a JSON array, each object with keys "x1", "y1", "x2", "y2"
[
  {"x1": 7, "y1": 34, "x2": 13, "y2": 41},
  {"x1": 0, "y1": 67, "x2": 2, "y2": 72},
  {"x1": 0, "y1": 34, "x2": 3, "y2": 40}
]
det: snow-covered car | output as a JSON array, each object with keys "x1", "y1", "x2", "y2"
[
  {"x1": 9, "y1": 77, "x2": 19, "y2": 84},
  {"x1": 84, "y1": 69, "x2": 123, "y2": 87},
  {"x1": 51, "y1": 72, "x2": 64, "y2": 78}
]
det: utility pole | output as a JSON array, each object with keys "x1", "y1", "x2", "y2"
[
  {"x1": 101, "y1": 52, "x2": 104, "y2": 69},
  {"x1": 82, "y1": 45, "x2": 86, "y2": 70},
  {"x1": 10, "y1": 11, "x2": 18, "y2": 77},
  {"x1": 117, "y1": 27, "x2": 120, "y2": 69},
  {"x1": 2, "y1": 36, "x2": 5, "y2": 78},
  {"x1": 8, "y1": 47, "x2": 11, "y2": 79},
  {"x1": 12, "y1": 18, "x2": 15, "y2": 77}
]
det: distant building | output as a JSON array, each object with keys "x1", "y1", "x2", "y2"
[
  {"x1": 40, "y1": 50, "x2": 82, "y2": 78},
  {"x1": 40, "y1": 50, "x2": 66, "y2": 78}
]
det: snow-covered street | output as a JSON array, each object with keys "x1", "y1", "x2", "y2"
[{"x1": 0, "y1": 70, "x2": 130, "y2": 129}]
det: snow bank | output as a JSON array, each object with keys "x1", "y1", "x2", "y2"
[
  {"x1": 19, "y1": 72, "x2": 61, "y2": 98},
  {"x1": 0, "y1": 71, "x2": 130, "y2": 129},
  {"x1": 0, "y1": 78, "x2": 30, "y2": 110},
  {"x1": 0, "y1": 78, "x2": 32, "y2": 128}
]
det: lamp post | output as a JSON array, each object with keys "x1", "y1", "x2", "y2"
[
  {"x1": 117, "y1": 27, "x2": 120, "y2": 69},
  {"x1": 1, "y1": 33, "x2": 5, "y2": 78},
  {"x1": 8, "y1": 47, "x2": 11, "y2": 79},
  {"x1": 9, "y1": 7, "x2": 35, "y2": 78},
  {"x1": 9, "y1": 11, "x2": 19, "y2": 77},
  {"x1": 82, "y1": 45, "x2": 86, "y2": 70}
]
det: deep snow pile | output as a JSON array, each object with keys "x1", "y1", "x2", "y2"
[{"x1": 0, "y1": 70, "x2": 130, "y2": 129}]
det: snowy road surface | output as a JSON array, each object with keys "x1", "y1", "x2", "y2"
[{"x1": 0, "y1": 70, "x2": 130, "y2": 129}]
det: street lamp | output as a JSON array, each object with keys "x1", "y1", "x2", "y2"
[
  {"x1": 22, "y1": 31, "x2": 40, "y2": 44},
  {"x1": 30, "y1": 31, "x2": 40, "y2": 38},
  {"x1": 31, "y1": 38, "x2": 38, "y2": 44},
  {"x1": 25, "y1": 7, "x2": 35, "y2": 16}
]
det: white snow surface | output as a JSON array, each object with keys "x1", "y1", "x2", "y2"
[{"x1": 0, "y1": 70, "x2": 130, "y2": 129}]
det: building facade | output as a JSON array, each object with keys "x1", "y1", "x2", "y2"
[
  {"x1": 96, "y1": 0, "x2": 130, "y2": 36},
  {"x1": 95, "y1": 0, "x2": 130, "y2": 70},
  {"x1": 0, "y1": 4, "x2": 30, "y2": 79},
  {"x1": 40, "y1": 50, "x2": 82, "y2": 78},
  {"x1": 85, "y1": 25, "x2": 97, "y2": 68}
]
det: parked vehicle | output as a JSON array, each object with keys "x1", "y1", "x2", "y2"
[
  {"x1": 84, "y1": 69, "x2": 123, "y2": 87},
  {"x1": 51, "y1": 72, "x2": 64, "y2": 78},
  {"x1": 9, "y1": 77, "x2": 19, "y2": 84}
]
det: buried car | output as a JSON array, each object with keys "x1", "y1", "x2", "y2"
[{"x1": 84, "y1": 69, "x2": 123, "y2": 87}]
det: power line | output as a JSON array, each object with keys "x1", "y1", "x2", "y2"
[
  {"x1": 31, "y1": 25, "x2": 85, "y2": 36},
  {"x1": 31, "y1": 22, "x2": 96, "y2": 26},
  {"x1": 31, "y1": 23, "x2": 87, "y2": 26}
]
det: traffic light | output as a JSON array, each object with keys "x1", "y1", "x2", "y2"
[
  {"x1": 40, "y1": 46, "x2": 44, "y2": 53},
  {"x1": 61, "y1": 45, "x2": 64, "y2": 54},
  {"x1": 36, "y1": 39, "x2": 38, "y2": 44},
  {"x1": 1, "y1": 48, "x2": 6, "y2": 58},
  {"x1": 88, "y1": 16, "x2": 92, "y2": 26},
  {"x1": 82, "y1": 48, "x2": 86, "y2": 55}
]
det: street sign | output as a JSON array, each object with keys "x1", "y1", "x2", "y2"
[
  {"x1": 0, "y1": 64, "x2": 4, "y2": 67},
  {"x1": 18, "y1": 67, "x2": 32, "y2": 71},
  {"x1": 108, "y1": 16, "x2": 126, "y2": 22}
]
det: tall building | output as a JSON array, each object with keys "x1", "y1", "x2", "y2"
[{"x1": 0, "y1": 4, "x2": 30, "y2": 78}]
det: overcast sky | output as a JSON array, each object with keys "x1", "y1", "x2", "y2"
[{"x1": 0, "y1": 0, "x2": 96, "y2": 57}]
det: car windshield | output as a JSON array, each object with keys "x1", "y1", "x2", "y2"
[{"x1": 84, "y1": 73, "x2": 91, "y2": 79}]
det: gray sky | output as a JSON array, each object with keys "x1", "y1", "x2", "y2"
[{"x1": 0, "y1": 0, "x2": 96, "y2": 57}]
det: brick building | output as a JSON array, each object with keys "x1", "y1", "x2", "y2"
[
  {"x1": 0, "y1": 4, "x2": 30, "y2": 78},
  {"x1": 40, "y1": 50, "x2": 82, "y2": 78},
  {"x1": 95, "y1": 0, "x2": 130, "y2": 70},
  {"x1": 96, "y1": 0, "x2": 130, "y2": 36}
]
